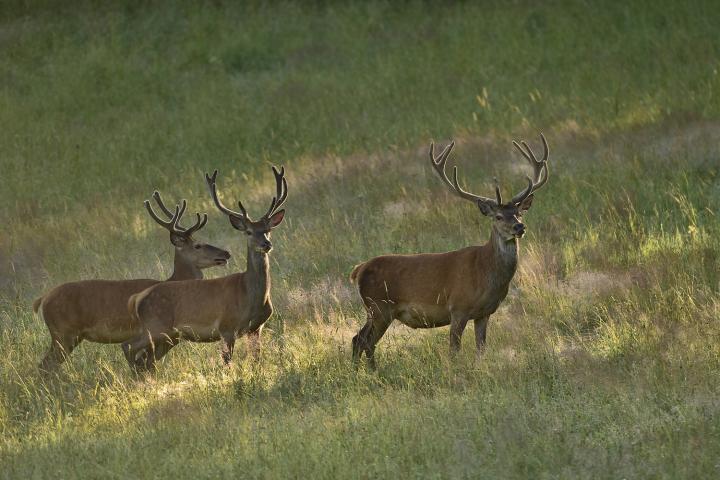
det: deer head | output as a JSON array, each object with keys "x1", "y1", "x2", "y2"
[
  {"x1": 205, "y1": 166, "x2": 287, "y2": 254},
  {"x1": 430, "y1": 134, "x2": 549, "y2": 241},
  {"x1": 144, "y1": 191, "x2": 231, "y2": 268}
]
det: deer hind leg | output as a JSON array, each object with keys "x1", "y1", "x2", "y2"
[
  {"x1": 353, "y1": 302, "x2": 393, "y2": 370},
  {"x1": 152, "y1": 332, "x2": 179, "y2": 363},
  {"x1": 39, "y1": 334, "x2": 81, "y2": 372},
  {"x1": 135, "y1": 331, "x2": 180, "y2": 373},
  {"x1": 352, "y1": 322, "x2": 371, "y2": 363},
  {"x1": 124, "y1": 307, "x2": 177, "y2": 373},
  {"x1": 122, "y1": 330, "x2": 160, "y2": 373},
  {"x1": 364, "y1": 315, "x2": 392, "y2": 370}
]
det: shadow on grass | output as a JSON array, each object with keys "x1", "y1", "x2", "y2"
[{"x1": 3, "y1": 324, "x2": 716, "y2": 479}]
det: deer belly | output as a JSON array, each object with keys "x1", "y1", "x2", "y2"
[
  {"x1": 82, "y1": 318, "x2": 138, "y2": 343},
  {"x1": 175, "y1": 318, "x2": 223, "y2": 342},
  {"x1": 395, "y1": 303, "x2": 451, "y2": 328}
]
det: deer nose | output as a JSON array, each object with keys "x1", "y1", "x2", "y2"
[
  {"x1": 213, "y1": 250, "x2": 231, "y2": 266},
  {"x1": 514, "y1": 223, "x2": 525, "y2": 234},
  {"x1": 260, "y1": 240, "x2": 273, "y2": 252}
]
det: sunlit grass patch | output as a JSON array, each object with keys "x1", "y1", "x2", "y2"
[{"x1": 2, "y1": 0, "x2": 720, "y2": 477}]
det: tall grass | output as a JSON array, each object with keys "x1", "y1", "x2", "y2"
[{"x1": 1, "y1": 1, "x2": 720, "y2": 478}]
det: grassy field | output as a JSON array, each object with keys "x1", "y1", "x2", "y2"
[{"x1": 2, "y1": 1, "x2": 720, "y2": 477}]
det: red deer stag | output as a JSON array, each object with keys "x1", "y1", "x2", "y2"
[
  {"x1": 350, "y1": 135, "x2": 549, "y2": 368},
  {"x1": 124, "y1": 166, "x2": 287, "y2": 371},
  {"x1": 34, "y1": 192, "x2": 230, "y2": 371}
]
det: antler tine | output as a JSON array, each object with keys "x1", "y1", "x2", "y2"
[
  {"x1": 275, "y1": 168, "x2": 288, "y2": 211},
  {"x1": 149, "y1": 191, "x2": 210, "y2": 233},
  {"x1": 262, "y1": 165, "x2": 288, "y2": 220},
  {"x1": 144, "y1": 199, "x2": 174, "y2": 229},
  {"x1": 145, "y1": 196, "x2": 187, "y2": 235},
  {"x1": 493, "y1": 178, "x2": 503, "y2": 205},
  {"x1": 264, "y1": 196, "x2": 277, "y2": 219},
  {"x1": 169, "y1": 200, "x2": 188, "y2": 234},
  {"x1": 510, "y1": 133, "x2": 550, "y2": 204},
  {"x1": 429, "y1": 141, "x2": 455, "y2": 187},
  {"x1": 183, "y1": 212, "x2": 208, "y2": 236},
  {"x1": 429, "y1": 141, "x2": 499, "y2": 206},
  {"x1": 237, "y1": 199, "x2": 248, "y2": 218},
  {"x1": 511, "y1": 176, "x2": 534, "y2": 205},
  {"x1": 430, "y1": 141, "x2": 463, "y2": 194},
  {"x1": 151, "y1": 191, "x2": 175, "y2": 219},
  {"x1": 205, "y1": 170, "x2": 247, "y2": 220}
]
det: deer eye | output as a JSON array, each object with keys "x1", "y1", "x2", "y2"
[
  {"x1": 194, "y1": 244, "x2": 201, "y2": 249},
  {"x1": 495, "y1": 214, "x2": 503, "y2": 220}
]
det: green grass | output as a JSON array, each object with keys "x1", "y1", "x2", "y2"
[{"x1": 2, "y1": 1, "x2": 720, "y2": 478}]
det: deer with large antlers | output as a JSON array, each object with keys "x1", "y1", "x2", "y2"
[
  {"x1": 123, "y1": 166, "x2": 287, "y2": 371},
  {"x1": 350, "y1": 135, "x2": 549, "y2": 368},
  {"x1": 34, "y1": 193, "x2": 231, "y2": 371}
]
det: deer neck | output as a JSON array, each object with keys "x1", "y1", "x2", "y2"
[
  {"x1": 244, "y1": 244, "x2": 271, "y2": 305},
  {"x1": 168, "y1": 252, "x2": 203, "y2": 281},
  {"x1": 487, "y1": 226, "x2": 519, "y2": 287}
]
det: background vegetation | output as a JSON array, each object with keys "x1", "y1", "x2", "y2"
[{"x1": 1, "y1": 1, "x2": 719, "y2": 477}]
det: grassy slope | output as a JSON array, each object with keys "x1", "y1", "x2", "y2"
[{"x1": 1, "y1": 1, "x2": 720, "y2": 478}]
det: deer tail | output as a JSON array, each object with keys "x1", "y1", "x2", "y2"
[
  {"x1": 32, "y1": 297, "x2": 43, "y2": 314},
  {"x1": 127, "y1": 293, "x2": 140, "y2": 322},
  {"x1": 349, "y1": 263, "x2": 365, "y2": 283}
]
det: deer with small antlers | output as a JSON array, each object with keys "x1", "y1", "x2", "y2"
[
  {"x1": 123, "y1": 166, "x2": 287, "y2": 371},
  {"x1": 34, "y1": 193, "x2": 231, "y2": 371},
  {"x1": 350, "y1": 135, "x2": 549, "y2": 368}
]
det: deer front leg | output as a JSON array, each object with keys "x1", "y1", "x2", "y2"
[
  {"x1": 246, "y1": 328, "x2": 261, "y2": 362},
  {"x1": 220, "y1": 334, "x2": 235, "y2": 366},
  {"x1": 474, "y1": 316, "x2": 489, "y2": 358},
  {"x1": 122, "y1": 332, "x2": 158, "y2": 374},
  {"x1": 449, "y1": 311, "x2": 470, "y2": 355}
]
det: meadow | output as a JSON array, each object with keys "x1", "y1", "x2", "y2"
[{"x1": 1, "y1": 1, "x2": 720, "y2": 477}]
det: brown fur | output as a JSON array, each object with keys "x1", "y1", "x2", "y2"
[
  {"x1": 351, "y1": 228, "x2": 519, "y2": 368},
  {"x1": 122, "y1": 166, "x2": 288, "y2": 372},
  {"x1": 34, "y1": 194, "x2": 230, "y2": 372},
  {"x1": 355, "y1": 246, "x2": 504, "y2": 321},
  {"x1": 351, "y1": 136, "x2": 549, "y2": 368},
  {"x1": 124, "y1": 266, "x2": 272, "y2": 371}
]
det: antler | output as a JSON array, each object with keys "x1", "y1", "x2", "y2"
[
  {"x1": 149, "y1": 191, "x2": 207, "y2": 235},
  {"x1": 510, "y1": 133, "x2": 549, "y2": 205},
  {"x1": 261, "y1": 166, "x2": 288, "y2": 220},
  {"x1": 144, "y1": 195, "x2": 187, "y2": 235},
  {"x1": 149, "y1": 190, "x2": 176, "y2": 219},
  {"x1": 429, "y1": 141, "x2": 499, "y2": 208},
  {"x1": 206, "y1": 166, "x2": 287, "y2": 223},
  {"x1": 205, "y1": 170, "x2": 248, "y2": 220}
]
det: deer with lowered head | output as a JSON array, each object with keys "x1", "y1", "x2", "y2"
[
  {"x1": 350, "y1": 134, "x2": 549, "y2": 368},
  {"x1": 123, "y1": 166, "x2": 287, "y2": 372},
  {"x1": 34, "y1": 192, "x2": 231, "y2": 371}
]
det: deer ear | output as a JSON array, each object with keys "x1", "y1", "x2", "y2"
[
  {"x1": 478, "y1": 201, "x2": 495, "y2": 217},
  {"x1": 268, "y1": 209, "x2": 285, "y2": 228},
  {"x1": 170, "y1": 232, "x2": 187, "y2": 247},
  {"x1": 228, "y1": 215, "x2": 247, "y2": 231},
  {"x1": 518, "y1": 194, "x2": 534, "y2": 212}
]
